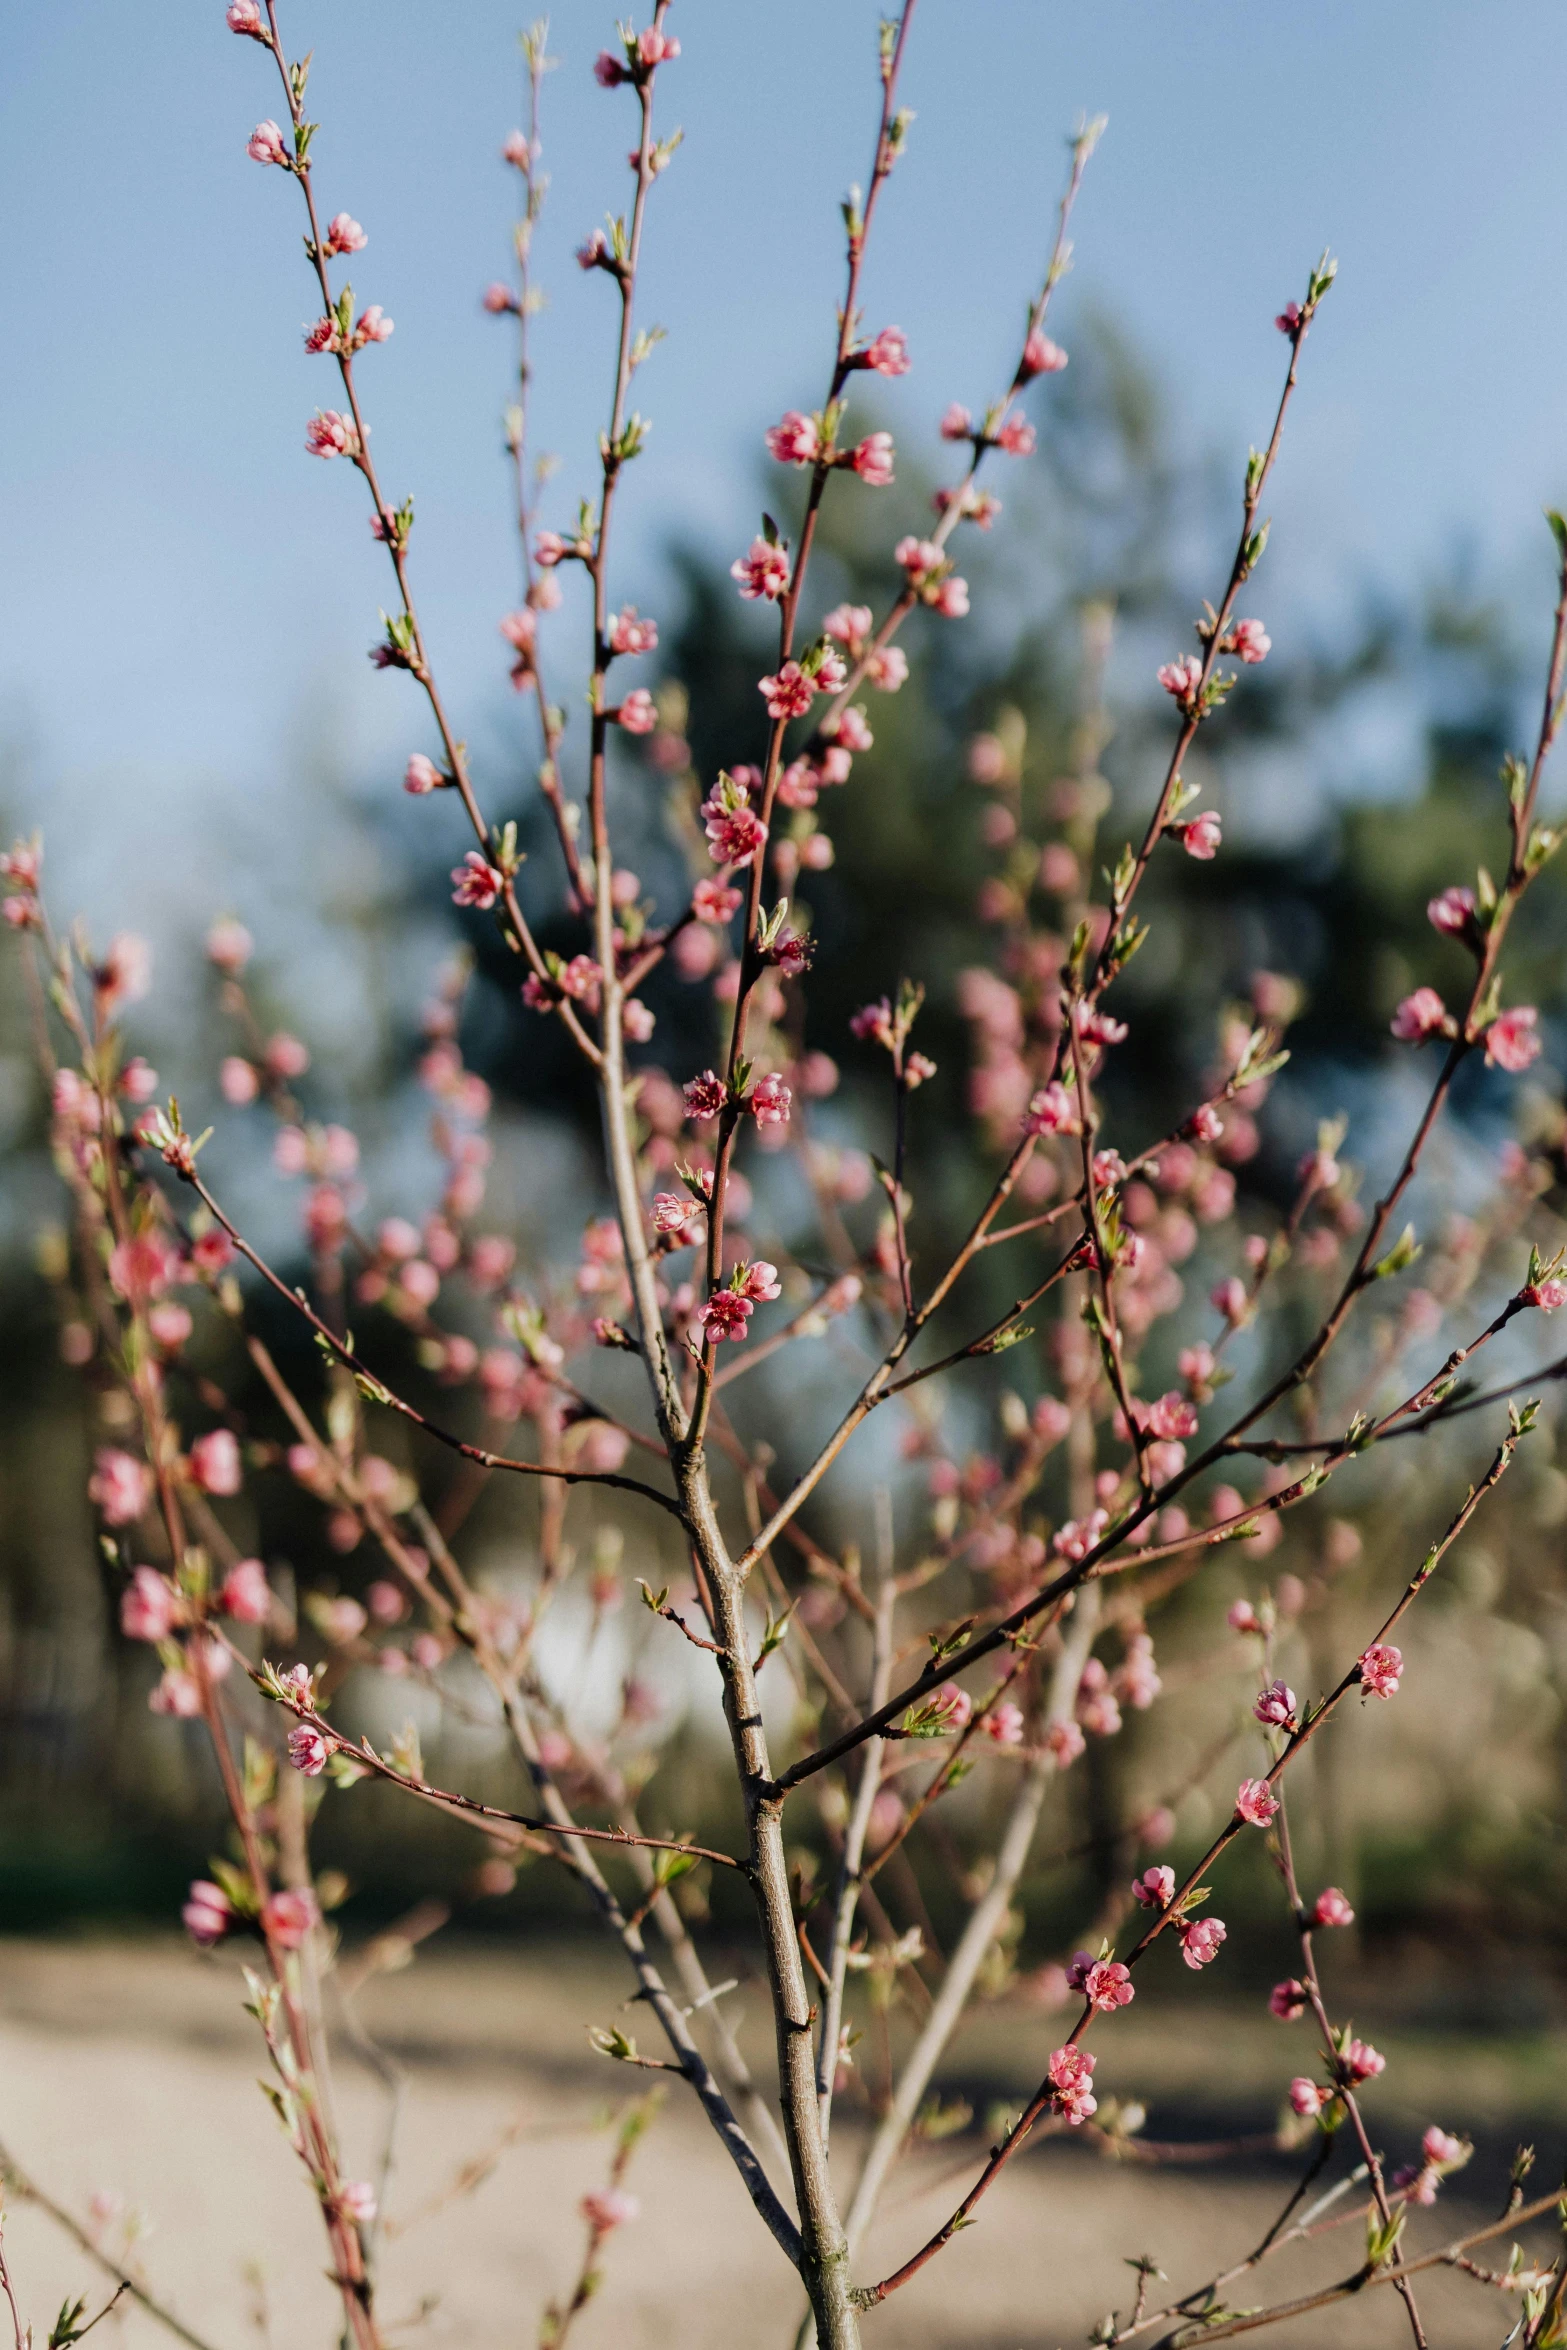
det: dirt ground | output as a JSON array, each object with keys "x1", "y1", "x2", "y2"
[{"x1": 0, "y1": 1936, "x2": 1560, "y2": 2350}]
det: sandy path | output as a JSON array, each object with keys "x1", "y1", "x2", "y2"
[{"x1": 0, "y1": 1938, "x2": 1554, "y2": 2349}]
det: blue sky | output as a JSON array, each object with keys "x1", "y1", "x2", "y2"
[{"x1": 5, "y1": 0, "x2": 1567, "y2": 923}]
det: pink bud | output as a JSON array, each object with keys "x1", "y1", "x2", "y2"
[
  {"x1": 1484, "y1": 1006, "x2": 1541, "y2": 1072},
  {"x1": 188, "y1": 1430, "x2": 242, "y2": 1496},
  {"x1": 1311, "y1": 1886, "x2": 1354, "y2": 1929},
  {"x1": 1020, "y1": 329, "x2": 1068, "y2": 378},
  {"x1": 263, "y1": 1887, "x2": 320, "y2": 1950},
  {"x1": 287, "y1": 1723, "x2": 331, "y2": 1777},
  {"x1": 247, "y1": 119, "x2": 288, "y2": 166},
  {"x1": 859, "y1": 326, "x2": 911, "y2": 376},
  {"x1": 1288, "y1": 2076, "x2": 1325, "y2": 2116},
  {"x1": 1269, "y1": 1977, "x2": 1308, "y2": 2020},
  {"x1": 323, "y1": 212, "x2": 367, "y2": 256},
  {"x1": 1390, "y1": 986, "x2": 1448, "y2": 1042},
  {"x1": 405, "y1": 753, "x2": 442, "y2": 795},
  {"x1": 482, "y1": 281, "x2": 519, "y2": 314},
  {"x1": 220, "y1": 1558, "x2": 270, "y2": 1625}
]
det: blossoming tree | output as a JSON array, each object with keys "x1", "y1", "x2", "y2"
[{"x1": 7, "y1": 5, "x2": 1567, "y2": 2347}]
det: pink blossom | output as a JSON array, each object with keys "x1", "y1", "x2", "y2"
[
  {"x1": 189, "y1": 1430, "x2": 242, "y2": 1496},
  {"x1": 534, "y1": 530, "x2": 568, "y2": 566},
  {"x1": 637, "y1": 26, "x2": 679, "y2": 65},
  {"x1": 994, "y1": 413, "x2": 1036, "y2": 457},
  {"x1": 305, "y1": 410, "x2": 357, "y2": 459},
  {"x1": 404, "y1": 752, "x2": 447, "y2": 799},
  {"x1": 336, "y1": 2181, "x2": 377, "y2": 2225},
  {"x1": 1276, "y1": 301, "x2": 1303, "y2": 337},
  {"x1": 705, "y1": 804, "x2": 768, "y2": 867},
  {"x1": 482, "y1": 281, "x2": 519, "y2": 314},
  {"x1": 247, "y1": 119, "x2": 288, "y2": 165},
  {"x1": 1053, "y1": 1509, "x2": 1108, "y2": 1563},
  {"x1": 692, "y1": 878, "x2": 742, "y2": 925},
  {"x1": 90, "y1": 1448, "x2": 153, "y2": 1528},
  {"x1": 931, "y1": 1682, "x2": 972, "y2": 1732},
  {"x1": 615, "y1": 688, "x2": 657, "y2": 734},
  {"x1": 1343, "y1": 2038, "x2": 1385, "y2": 2084},
  {"x1": 1176, "y1": 1915, "x2": 1227, "y2": 1970},
  {"x1": 1020, "y1": 329, "x2": 1068, "y2": 378},
  {"x1": 1068, "y1": 1955, "x2": 1135, "y2": 2013},
  {"x1": 220, "y1": 1558, "x2": 270, "y2": 1625},
  {"x1": 730, "y1": 536, "x2": 790, "y2": 601},
  {"x1": 697, "y1": 1289, "x2": 753, "y2": 1344},
  {"x1": 1024, "y1": 1083, "x2": 1080, "y2": 1137},
  {"x1": 451, "y1": 852, "x2": 504, "y2": 909},
  {"x1": 1427, "y1": 884, "x2": 1478, "y2": 940},
  {"x1": 1289, "y1": 2076, "x2": 1326, "y2": 2117},
  {"x1": 858, "y1": 326, "x2": 910, "y2": 375},
  {"x1": 1157, "y1": 653, "x2": 1204, "y2": 708},
  {"x1": 324, "y1": 212, "x2": 367, "y2": 255},
  {"x1": 765, "y1": 411, "x2": 820, "y2": 466},
  {"x1": 192, "y1": 1229, "x2": 235, "y2": 1280},
  {"x1": 1269, "y1": 1978, "x2": 1308, "y2": 2021},
  {"x1": 1357, "y1": 1642, "x2": 1402, "y2": 1699},
  {"x1": 149, "y1": 1667, "x2": 202, "y2": 1717},
  {"x1": 1253, "y1": 1679, "x2": 1297, "y2": 1729},
  {"x1": 1235, "y1": 1777, "x2": 1279, "y2": 1827},
  {"x1": 1175, "y1": 809, "x2": 1223, "y2": 860},
  {"x1": 848, "y1": 432, "x2": 895, "y2": 486},
  {"x1": 1485, "y1": 1006, "x2": 1541, "y2": 1072},
  {"x1": 1132, "y1": 1866, "x2": 1175, "y2": 1910},
  {"x1": 1047, "y1": 2042, "x2": 1097, "y2": 2124},
  {"x1": 593, "y1": 47, "x2": 627, "y2": 85},
  {"x1": 1524, "y1": 1276, "x2": 1567, "y2": 1311},
  {"x1": 264, "y1": 1031, "x2": 310, "y2": 1080},
  {"x1": 355, "y1": 305, "x2": 393, "y2": 344},
  {"x1": 121, "y1": 1566, "x2": 178, "y2": 1644},
  {"x1": 264, "y1": 1887, "x2": 320, "y2": 1950},
  {"x1": 850, "y1": 997, "x2": 895, "y2": 1048},
  {"x1": 1145, "y1": 1392, "x2": 1199, "y2": 1441},
  {"x1": 622, "y1": 998, "x2": 655, "y2": 1042},
  {"x1": 1423, "y1": 2126, "x2": 1469, "y2": 2169},
  {"x1": 759, "y1": 663, "x2": 817, "y2": 721},
  {"x1": 1230, "y1": 617, "x2": 1271, "y2": 664},
  {"x1": 983, "y1": 1701, "x2": 1025, "y2": 1746},
  {"x1": 931, "y1": 575, "x2": 970, "y2": 618},
  {"x1": 227, "y1": 0, "x2": 264, "y2": 30},
  {"x1": 683, "y1": 1070, "x2": 727, "y2": 1123},
  {"x1": 204, "y1": 915, "x2": 252, "y2": 976},
  {"x1": 581, "y1": 2186, "x2": 640, "y2": 2233},
  {"x1": 1212, "y1": 1276, "x2": 1248, "y2": 1325},
  {"x1": 610, "y1": 606, "x2": 658, "y2": 656},
  {"x1": 1229, "y1": 1599, "x2": 1265, "y2": 1636},
  {"x1": 737, "y1": 1261, "x2": 782, "y2": 1304},
  {"x1": 287, "y1": 1723, "x2": 330, "y2": 1777},
  {"x1": 182, "y1": 1879, "x2": 234, "y2": 1946},
  {"x1": 749, "y1": 1072, "x2": 791, "y2": 1127},
  {"x1": 1312, "y1": 1886, "x2": 1354, "y2": 1929},
  {"x1": 98, "y1": 932, "x2": 152, "y2": 1009},
  {"x1": 219, "y1": 1055, "x2": 258, "y2": 1106},
  {"x1": 867, "y1": 644, "x2": 908, "y2": 692},
  {"x1": 1391, "y1": 986, "x2": 1448, "y2": 1042},
  {"x1": 1045, "y1": 1718, "x2": 1085, "y2": 1766}
]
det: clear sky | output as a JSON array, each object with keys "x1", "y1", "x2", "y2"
[{"x1": 5, "y1": 0, "x2": 1567, "y2": 920}]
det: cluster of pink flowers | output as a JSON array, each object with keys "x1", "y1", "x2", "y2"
[
  {"x1": 1356, "y1": 1641, "x2": 1402, "y2": 1698},
  {"x1": 1066, "y1": 1952, "x2": 1134, "y2": 2012},
  {"x1": 696, "y1": 1261, "x2": 781, "y2": 1345},
  {"x1": 1047, "y1": 2042, "x2": 1097, "y2": 2124}
]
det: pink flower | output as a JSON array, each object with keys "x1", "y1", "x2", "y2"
[
  {"x1": 683, "y1": 1070, "x2": 727, "y2": 1123},
  {"x1": 324, "y1": 212, "x2": 367, "y2": 255},
  {"x1": 637, "y1": 27, "x2": 679, "y2": 65},
  {"x1": 1230, "y1": 617, "x2": 1271, "y2": 664},
  {"x1": 182, "y1": 1879, "x2": 234, "y2": 1946},
  {"x1": 610, "y1": 606, "x2": 658, "y2": 656},
  {"x1": 1253, "y1": 1679, "x2": 1297, "y2": 1729},
  {"x1": 98, "y1": 932, "x2": 152, "y2": 1009},
  {"x1": 1343, "y1": 2038, "x2": 1385, "y2": 2084},
  {"x1": 738, "y1": 1260, "x2": 782, "y2": 1303},
  {"x1": 220, "y1": 1558, "x2": 270, "y2": 1625},
  {"x1": 749, "y1": 1072, "x2": 792, "y2": 1127},
  {"x1": 1132, "y1": 1866, "x2": 1175, "y2": 1910},
  {"x1": 121, "y1": 1567, "x2": 178, "y2": 1644},
  {"x1": 858, "y1": 326, "x2": 911, "y2": 375},
  {"x1": 305, "y1": 410, "x2": 357, "y2": 459},
  {"x1": 730, "y1": 537, "x2": 790, "y2": 601},
  {"x1": 1068, "y1": 1954, "x2": 1135, "y2": 2013},
  {"x1": 1229, "y1": 1600, "x2": 1264, "y2": 1636},
  {"x1": 1357, "y1": 1642, "x2": 1402, "y2": 1699},
  {"x1": 994, "y1": 413, "x2": 1036, "y2": 457},
  {"x1": 1212, "y1": 1276, "x2": 1248, "y2": 1326},
  {"x1": 581, "y1": 2186, "x2": 640, "y2": 2233},
  {"x1": 1020, "y1": 329, "x2": 1068, "y2": 378},
  {"x1": 615, "y1": 689, "x2": 657, "y2": 734},
  {"x1": 1289, "y1": 2076, "x2": 1326, "y2": 2117},
  {"x1": 931, "y1": 1682, "x2": 973, "y2": 1732},
  {"x1": 1235, "y1": 1777, "x2": 1279, "y2": 1827},
  {"x1": 939, "y1": 402, "x2": 974, "y2": 440},
  {"x1": 1269, "y1": 1978, "x2": 1308, "y2": 2020},
  {"x1": 287, "y1": 1723, "x2": 331, "y2": 1777},
  {"x1": 90, "y1": 1448, "x2": 154, "y2": 1528},
  {"x1": 355, "y1": 305, "x2": 393, "y2": 345},
  {"x1": 405, "y1": 753, "x2": 443, "y2": 796},
  {"x1": 205, "y1": 914, "x2": 252, "y2": 973},
  {"x1": 1423, "y1": 2126, "x2": 1469, "y2": 2169},
  {"x1": 1174, "y1": 809, "x2": 1222, "y2": 860},
  {"x1": 1144, "y1": 1392, "x2": 1198, "y2": 1441},
  {"x1": 867, "y1": 644, "x2": 908, "y2": 692},
  {"x1": 1390, "y1": 986, "x2": 1448, "y2": 1042},
  {"x1": 765, "y1": 411, "x2": 820, "y2": 466},
  {"x1": 1524, "y1": 1277, "x2": 1567, "y2": 1311},
  {"x1": 1485, "y1": 1007, "x2": 1541, "y2": 1072},
  {"x1": 1427, "y1": 884, "x2": 1478, "y2": 941},
  {"x1": 534, "y1": 530, "x2": 568, "y2": 566},
  {"x1": 1312, "y1": 1886, "x2": 1354, "y2": 1929},
  {"x1": 848, "y1": 432, "x2": 895, "y2": 486},
  {"x1": 247, "y1": 119, "x2": 288, "y2": 166},
  {"x1": 692, "y1": 878, "x2": 742, "y2": 924},
  {"x1": 1047, "y1": 2043, "x2": 1097, "y2": 2124},
  {"x1": 1045, "y1": 1718, "x2": 1086, "y2": 1766},
  {"x1": 337, "y1": 2181, "x2": 377, "y2": 2225},
  {"x1": 189, "y1": 1430, "x2": 242, "y2": 1496},
  {"x1": 227, "y1": 1, "x2": 264, "y2": 31},
  {"x1": 759, "y1": 663, "x2": 817, "y2": 721},
  {"x1": 1176, "y1": 1916, "x2": 1227, "y2": 1970},
  {"x1": 593, "y1": 48, "x2": 627, "y2": 86},
  {"x1": 1276, "y1": 301, "x2": 1303, "y2": 337},
  {"x1": 1157, "y1": 653, "x2": 1204, "y2": 709},
  {"x1": 264, "y1": 1887, "x2": 320, "y2": 1950},
  {"x1": 1024, "y1": 1083, "x2": 1080, "y2": 1137},
  {"x1": 451, "y1": 852, "x2": 505, "y2": 910},
  {"x1": 149, "y1": 1667, "x2": 202, "y2": 1717},
  {"x1": 1053, "y1": 1510, "x2": 1107, "y2": 1563},
  {"x1": 983, "y1": 1701, "x2": 1025, "y2": 1746},
  {"x1": 697, "y1": 1289, "x2": 753, "y2": 1344},
  {"x1": 482, "y1": 281, "x2": 519, "y2": 314},
  {"x1": 702, "y1": 788, "x2": 769, "y2": 866},
  {"x1": 931, "y1": 575, "x2": 970, "y2": 618}
]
